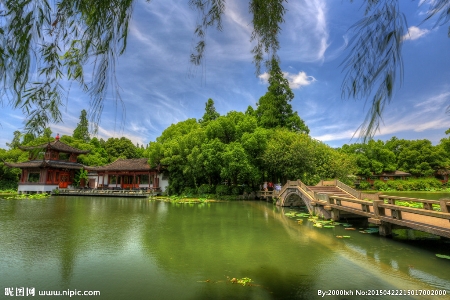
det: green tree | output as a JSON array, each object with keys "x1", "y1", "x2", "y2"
[
  {"x1": 6, "y1": 131, "x2": 22, "y2": 149},
  {"x1": 341, "y1": 140, "x2": 396, "y2": 176},
  {"x1": 395, "y1": 139, "x2": 448, "y2": 177},
  {"x1": 104, "y1": 137, "x2": 138, "y2": 161},
  {"x1": 200, "y1": 139, "x2": 225, "y2": 185},
  {"x1": 255, "y1": 59, "x2": 309, "y2": 134},
  {"x1": 199, "y1": 98, "x2": 220, "y2": 124},
  {"x1": 220, "y1": 142, "x2": 257, "y2": 185},
  {"x1": 73, "y1": 110, "x2": 90, "y2": 143},
  {"x1": 0, "y1": 148, "x2": 28, "y2": 190}
]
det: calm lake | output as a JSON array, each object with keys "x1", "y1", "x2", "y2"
[{"x1": 1, "y1": 196, "x2": 450, "y2": 299}]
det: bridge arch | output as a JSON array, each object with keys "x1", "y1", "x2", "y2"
[{"x1": 282, "y1": 192, "x2": 305, "y2": 207}]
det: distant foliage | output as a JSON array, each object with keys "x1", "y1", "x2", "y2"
[
  {"x1": 198, "y1": 184, "x2": 214, "y2": 195},
  {"x1": 215, "y1": 184, "x2": 230, "y2": 196},
  {"x1": 358, "y1": 181, "x2": 371, "y2": 190},
  {"x1": 371, "y1": 178, "x2": 444, "y2": 191}
]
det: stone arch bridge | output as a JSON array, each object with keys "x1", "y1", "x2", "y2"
[{"x1": 257, "y1": 179, "x2": 450, "y2": 239}]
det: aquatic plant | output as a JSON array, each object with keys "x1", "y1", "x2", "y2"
[
  {"x1": 4, "y1": 193, "x2": 49, "y2": 200},
  {"x1": 230, "y1": 277, "x2": 253, "y2": 286}
]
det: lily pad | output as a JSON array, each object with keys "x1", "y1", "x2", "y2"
[
  {"x1": 343, "y1": 236, "x2": 351, "y2": 238},
  {"x1": 323, "y1": 225, "x2": 335, "y2": 228},
  {"x1": 436, "y1": 254, "x2": 450, "y2": 260}
]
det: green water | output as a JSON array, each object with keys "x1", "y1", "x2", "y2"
[{"x1": 0, "y1": 197, "x2": 450, "y2": 299}]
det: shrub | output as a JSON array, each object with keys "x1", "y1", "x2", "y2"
[
  {"x1": 358, "y1": 181, "x2": 371, "y2": 190},
  {"x1": 243, "y1": 186, "x2": 254, "y2": 194},
  {"x1": 423, "y1": 178, "x2": 443, "y2": 190},
  {"x1": 231, "y1": 186, "x2": 242, "y2": 196},
  {"x1": 198, "y1": 184, "x2": 214, "y2": 195},
  {"x1": 182, "y1": 187, "x2": 197, "y2": 197},
  {"x1": 373, "y1": 180, "x2": 388, "y2": 191},
  {"x1": 215, "y1": 184, "x2": 230, "y2": 196},
  {"x1": 386, "y1": 180, "x2": 404, "y2": 191},
  {"x1": 0, "y1": 180, "x2": 18, "y2": 191}
]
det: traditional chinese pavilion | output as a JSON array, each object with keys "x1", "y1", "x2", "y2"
[
  {"x1": 85, "y1": 158, "x2": 168, "y2": 191},
  {"x1": 5, "y1": 135, "x2": 89, "y2": 193}
]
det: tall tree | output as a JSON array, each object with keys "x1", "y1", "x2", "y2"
[
  {"x1": 6, "y1": 131, "x2": 22, "y2": 149},
  {"x1": 255, "y1": 58, "x2": 309, "y2": 134},
  {"x1": 73, "y1": 110, "x2": 90, "y2": 143},
  {"x1": 199, "y1": 98, "x2": 220, "y2": 124}
]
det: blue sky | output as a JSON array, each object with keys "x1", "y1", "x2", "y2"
[{"x1": 1, "y1": 0, "x2": 449, "y2": 149}]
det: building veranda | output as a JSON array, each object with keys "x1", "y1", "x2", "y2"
[{"x1": 85, "y1": 158, "x2": 168, "y2": 192}]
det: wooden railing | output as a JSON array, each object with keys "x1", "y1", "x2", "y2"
[
  {"x1": 373, "y1": 200, "x2": 450, "y2": 221},
  {"x1": 321, "y1": 194, "x2": 374, "y2": 215},
  {"x1": 378, "y1": 195, "x2": 450, "y2": 212},
  {"x1": 321, "y1": 194, "x2": 450, "y2": 224},
  {"x1": 299, "y1": 181, "x2": 316, "y2": 200},
  {"x1": 336, "y1": 180, "x2": 361, "y2": 199}
]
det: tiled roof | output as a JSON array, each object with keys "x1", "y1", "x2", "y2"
[
  {"x1": 87, "y1": 158, "x2": 152, "y2": 172},
  {"x1": 19, "y1": 140, "x2": 90, "y2": 154},
  {"x1": 4, "y1": 160, "x2": 85, "y2": 170}
]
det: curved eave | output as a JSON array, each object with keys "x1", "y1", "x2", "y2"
[
  {"x1": 4, "y1": 160, "x2": 85, "y2": 170},
  {"x1": 19, "y1": 140, "x2": 90, "y2": 154}
]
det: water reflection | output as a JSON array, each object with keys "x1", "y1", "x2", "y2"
[{"x1": 0, "y1": 197, "x2": 449, "y2": 299}]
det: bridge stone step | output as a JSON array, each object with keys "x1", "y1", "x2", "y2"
[{"x1": 307, "y1": 186, "x2": 356, "y2": 199}]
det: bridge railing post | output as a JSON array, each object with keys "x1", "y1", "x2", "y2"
[
  {"x1": 372, "y1": 200, "x2": 385, "y2": 218},
  {"x1": 440, "y1": 199, "x2": 450, "y2": 213},
  {"x1": 325, "y1": 194, "x2": 334, "y2": 205}
]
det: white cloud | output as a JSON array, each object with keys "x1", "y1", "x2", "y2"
[
  {"x1": 313, "y1": 130, "x2": 358, "y2": 142},
  {"x1": 258, "y1": 72, "x2": 270, "y2": 84},
  {"x1": 376, "y1": 91, "x2": 450, "y2": 135},
  {"x1": 414, "y1": 92, "x2": 450, "y2": 108},
  {"x1": 403, "y1": 26, "x2": 430, "y2": 41},
  {"x1": 258, "y1": 71, "x2": 316, "y2": 89},
  {"x1": 284, "y1": 72, "x2": 317, "y2": 89},
  {"x1": 282, "y1": 0, "x2": 329, "y2": 62}
]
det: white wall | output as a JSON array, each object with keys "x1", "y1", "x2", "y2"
[
  {"x1": 158, "y1": 173, "x2": 169, "y2": 193},
  {"x1": 18, "y1": 184, "x2": 58, "y2": 193}
]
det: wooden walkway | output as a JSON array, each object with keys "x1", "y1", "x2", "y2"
[{"x1": 259, "y1": 180, "x2": 450, "y2": 238}]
